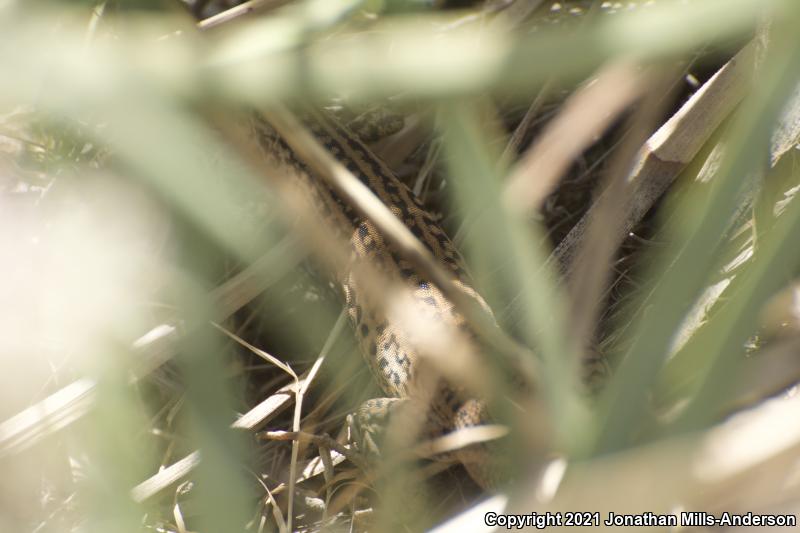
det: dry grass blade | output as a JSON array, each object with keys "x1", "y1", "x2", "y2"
[
  {"x1": 0, "y1": 378, "x2": 95, "y2": 459},
  {"x1": 265, "y1": 486, "x2": 289, "y2": 533},
  {"x1": 173, "y1": 501, "x2": 192, "y2": 533},
  {"x1": 232, "y1": 373, "x2": 308, "y2": 431},
  {"x1": 131, "y1": 374, "x2": 306, "y2": 502},
  {"x1": 0, "y1": 243, "x2": 298, "y2": 457},
  {"x1": 503, "y1": 61, "x2": 645, "y2": 214},
  {"x1": 285, "y1": 311, "x2": 344, "y2": 532},
  {"x1": 499, "y1": 80, "x2": 551, "y2": 167},
  {"x1": 297, "y1": 449, "x2": 347, "y2": 484},
  {"x1": 551, "y1": 41, "x2": 755, "y2": 273},
  {"x1": 260, "y1": 106, "x2": 523, "y2": 361},
  {"x1": 197, "y1": 0, "x2": 293, "y2": 31},
  {"x1": 213, "y1": 322, "x2": 298, "y2": 379},
  {"x1": 413, "y1": 425, "x2": 509, "y2": 458},
  {"x1": 258, "y1": 430, "x2": 367, "y2": 472},
  {"x1": 131, "y1": 451, "x2": 202, "y2": 503},
  {"x1": 131, "y1": 313, "x2": 345, "y2": 505},
  {"x1": 566, "y1": 69, "x2": 675, "y2": 352}
]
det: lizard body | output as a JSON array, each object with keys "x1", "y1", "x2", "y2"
[{"x1": 250, "y1": 108, "x2": 499, "y2": 487}]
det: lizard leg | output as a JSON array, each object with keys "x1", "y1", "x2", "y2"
[
  {"x1": 348, "y1": 397, "x2": 457, "y2": 460},
  {"x1": 347, "y1": 397, "x2": 407, "y2": 458}
]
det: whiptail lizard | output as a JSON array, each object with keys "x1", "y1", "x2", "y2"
[{"x1": 249, "y1": 107, "x2": 504, "y2": 488}]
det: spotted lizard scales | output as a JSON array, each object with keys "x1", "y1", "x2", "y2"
[{"x1": 248, "y1": 107, "x2": 507, "y2": 487}]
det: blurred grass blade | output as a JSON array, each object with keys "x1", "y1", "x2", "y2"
[
  {"x1": 208, "y1": 0, "x2": 773, "y2": 101},
  {"x1": 503, "y1": 60, "x2": 645, "y2": 214},
  {"x1": 173, "y1": 286, "x2": 253, "y2": 531},
  {"x1": 439, "y1": 102, "x2": 590, "y2": 453},
  {"x1": 665, "y1": 151, "x2": 800, "y2": 431},
  {"x1": 594, "y1": 2, "x2": 800, "y2": 454},
  {"x1": 0, "y1": 243, "x2": 300, "y2": 457},
  {"x1": 0, "y1": 1, "x2": 772, "y2": 106},
  {"x1": 85, "y1": 360, "x2": 156, "y2": 533},
  {"x1": 552, "y1": 41, "x2": 755, "y2": 274}
]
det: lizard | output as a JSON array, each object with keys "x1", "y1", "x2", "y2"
[{"x1": 248, "y1": 106, "x2": 505, "y2": 489}]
